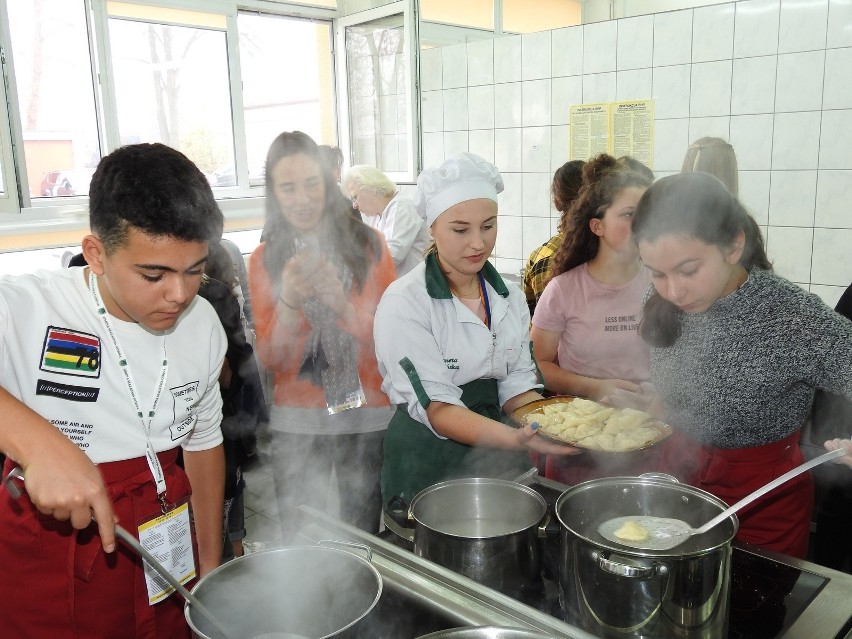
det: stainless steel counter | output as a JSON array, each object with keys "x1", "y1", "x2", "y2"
[
  {"x1": 297, "y1": 505, "x2": 597, "y2": 638},
  {"x1": 296, "y1": 490, "x2": 852, "y2": 639}
]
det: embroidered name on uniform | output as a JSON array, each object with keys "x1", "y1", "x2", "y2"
[
  {"x1": 40, "y1": 326, "x2": 101, "y2": 378},
  {"x1": 444, "y1": 357, "x2": 459, "y2": 370},
  {"x1": 36, "y1": 379, "x2": 99, "y2": 402}
]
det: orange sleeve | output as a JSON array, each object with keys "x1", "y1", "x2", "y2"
[{"x1": 336, "y1": 232, "x2": 397, "y2": 345}]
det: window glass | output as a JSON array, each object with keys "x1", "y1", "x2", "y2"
[
  {"x1": 345, "y1": 15, "x2": 409, "y2": 174},
  {"x1": 237, "y1": 13, "x2": 336, "y2": 186},
  {"x1": 6, "y1": 0, "x2": 100, "y2": 198},
  {"x1": 108, "y1": 7, "x2": 234, "y2": 184}
]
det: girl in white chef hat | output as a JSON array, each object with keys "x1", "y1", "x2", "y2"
[{"x1": 373, "y1": 152, "x2": 577, "y2": 508}]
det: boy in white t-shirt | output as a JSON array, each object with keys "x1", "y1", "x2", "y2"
[{"x1": 0, "y1": 143, "x2": 227, "y2": 638}]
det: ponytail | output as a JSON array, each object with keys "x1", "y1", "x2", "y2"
[{"x1": 639, "y1": 292, "x2": 682, "y2": 348}]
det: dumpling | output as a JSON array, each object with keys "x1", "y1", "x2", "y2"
[{"x1": 614, "y1": 520, "x2": 649, "y2": 541}]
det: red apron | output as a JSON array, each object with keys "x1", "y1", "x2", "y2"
[
  {"x1": 0, "y1": 451, "x2": 195, "y2": 639},
  {"x1": 659, "y1": 430, "x2": 813, "y2": 559}
]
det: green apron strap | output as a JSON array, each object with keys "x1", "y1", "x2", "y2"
[
  {"x1": 382, "y1": 376, "x2": 530, "y2": 506},
  {"x1": 529, "y1": 341, "x2": 544, "y2": 386}
]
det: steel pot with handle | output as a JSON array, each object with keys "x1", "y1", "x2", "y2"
[
  {"x1": 185, "y1": 544, "x2": 382, "y2": 639},
  {"x1": 409, "y1": 477, "x2": 548, "y2": 603},
  {"x1": 554, "y1": 475, "x2": 737, "y2": 639}
]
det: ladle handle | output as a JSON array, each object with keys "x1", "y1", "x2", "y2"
[
  {"x1": 3, "y1": 467, "x2": 233, "y2": 639},
  {"x1": 694, "y1": 448, "x2": 846, "y2": 534},
  {"x1": 113, "y1": 526, "x2": 233, "y2": 639}
]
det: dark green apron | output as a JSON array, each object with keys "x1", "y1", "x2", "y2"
[{"x1": 381, "y1": 378, "x2": 531, "y2": 506}]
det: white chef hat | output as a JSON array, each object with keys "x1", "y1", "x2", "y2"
[{"x1": 414, "y1": 153, "x2": 504, "y2": 227}]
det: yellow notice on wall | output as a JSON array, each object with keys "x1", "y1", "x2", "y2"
[
  {"x1": 611, "y1": 100, "x2": 654, "y2": 169},
  {"x1": 569, "y1": 99, "x2": 655, "y2": 168},
  {"x1": 569, "y1": 103, "x2": 610, "y2": 162}
]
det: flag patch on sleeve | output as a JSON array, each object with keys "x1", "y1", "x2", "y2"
[{"x1": 40, "y1": 326, "x2": 101, "y2": 378}]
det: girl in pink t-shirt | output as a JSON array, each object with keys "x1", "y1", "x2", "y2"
[{"x1": 530, "y1": 154, "x2": 655, "y2": 482}]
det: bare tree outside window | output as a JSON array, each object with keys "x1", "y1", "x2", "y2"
[
  {"x1": 345, "y1": 16, "x2": 409, "y2": 175},
  {"x1": 7, "y1": 0, "x2": 101, "y2": 197},
  {"x1": 109, "y1": 17, "x2": 234, "y2": 178}
]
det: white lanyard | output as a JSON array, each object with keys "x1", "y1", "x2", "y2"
[{"x1": 88, "y1": 272, "x2": 170, "y2": 507}]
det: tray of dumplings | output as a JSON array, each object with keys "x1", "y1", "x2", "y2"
[{"x1": 511, "y1": 396, "x2": 672, "y2": 453}]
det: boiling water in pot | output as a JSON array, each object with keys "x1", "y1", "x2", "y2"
[
  {"x1": 597, "y1": 448, "x2": 846, "y2": 551},
  {"x1": 436, "y1": 517, "x2": 527, "y2": 537}
]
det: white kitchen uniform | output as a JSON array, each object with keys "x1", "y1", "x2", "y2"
[
  {"x1": 374, "y1": 254, "x2": 541, "y2": 435},
  {"x1": 362, "y1": 192, "x2": 430, "y2": 277}
]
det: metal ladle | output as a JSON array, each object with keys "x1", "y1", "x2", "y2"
[
  {"x1": 598, "y1": 447, "x2": 846, "y2": 551},
  {"x1": 3, "y1": 467, "x2": 234, "y2": 639}
]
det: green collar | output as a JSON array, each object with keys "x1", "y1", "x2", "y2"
[{"x1": 424, "y1": 252, "x2": 510, "y2": 299}]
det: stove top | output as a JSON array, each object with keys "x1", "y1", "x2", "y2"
[
  {"x1": 295, "y1": 473, "x2": 852, "y2": 639},
  {"x1": 522, "y1": 473, "x2": 851, "y2": 639},
  {"x1": 728, "y1": 548, "x2": 828, "y2": 639}
]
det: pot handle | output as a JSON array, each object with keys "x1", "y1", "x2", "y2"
[
  {"x1": 592, "y1": 551, "x2": 669, "y2": 579},
  {"x1": 318, "y1": 539, "x2": 373, "y2": 562},
  {"x1": 537, "y1": 512, "x2": 554, "y2": 539},
  {"x1": 638, "y1": 472, "x2": 680, "y2": 483}
]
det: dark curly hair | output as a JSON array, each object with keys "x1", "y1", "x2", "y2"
[
  {"x1": 548, "y1": 154, "x2": 652, "y2": 280},
  {"x1": 553, "y1": 160, "x2": 586, "y2": 234}
]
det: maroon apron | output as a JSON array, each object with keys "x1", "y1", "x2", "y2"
[
  {"x1": 0, "y1": 450, "x2": 195, "y2": 639},
  {"x1": 544, "y1": 446, "x2": 664, "y2": 485},
  {"x1": 659, "y1": 430, "x2": 812, "y2": 559}
]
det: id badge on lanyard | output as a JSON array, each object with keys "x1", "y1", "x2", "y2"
[
  {"x1": 89, "y1": 272, "x2": 195, "y2": 603},
  {"x1": 137, "y1": 499, "x2": 196, "y2": 604}
]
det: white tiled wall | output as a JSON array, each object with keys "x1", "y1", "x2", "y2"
[{"x1": 420, "y1": 0, "x2": 852, "y2": 308}]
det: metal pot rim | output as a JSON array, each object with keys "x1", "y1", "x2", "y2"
[
  {"x1": 555, "y1": 476, "x2": 738, "y2": 556},
  {"x1": 185, "y1": 544, "x2": 383, "y2": 639},
  {"x1": 416, "y1": 627, "x2": 555, "y2": 639},
  {"x1": 410, "y1": 477, "x2": 547, "y2": 538}
]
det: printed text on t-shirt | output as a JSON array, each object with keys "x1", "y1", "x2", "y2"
[{"x1": 604, "y1": 315, "x2": 640, "y2": 332}]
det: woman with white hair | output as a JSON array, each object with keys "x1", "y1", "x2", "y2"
[
  {"x1": 342, "y1": 165, "x2": 430, "y2": 277},
  {"x1": 373, "y1": 153, "x2": 577, "y2": 507}
]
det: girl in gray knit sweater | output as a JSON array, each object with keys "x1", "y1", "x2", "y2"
[{"x1": 633, "y1": 172, "x2": 852, "y2": 559}]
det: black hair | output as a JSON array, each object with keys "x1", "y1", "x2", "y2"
[
  {"x1": 553, "y1": 160, "x2": 586, "y2": 234},
  {"x1": 260, "y1": 131, "x2": 380, "y2": 292},
  {"x1": 633, "y1": 172, "x2": 772, "y2": 347},
  {"x1": 88, "y1": 143, "x2": 223, "y2": 254},
  {"x1": 318, "y1": 145, "x2": 344, "y2": 172},
  {"x1": 203, "y1": 240, "x2": 239, "y2": 291}
]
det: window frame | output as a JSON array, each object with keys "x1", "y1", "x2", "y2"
[
  {"x1": 0, "y1": 31, "x2": 23, "y2": 216},
  {"x1": 335, "y1": 0, "x2": 420, "y2": 184},
  {"x1": 0, "y1": 0, "x2": 338, "y2": 240}
]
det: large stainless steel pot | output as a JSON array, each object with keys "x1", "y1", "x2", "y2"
[
  {"x1": 555, "y1": 476, "x2": 737, "y2": 639},
  {"x1": 417, "y1": 627, "x2": 554, "y2": 638},
  {"x1": 410, "y1": 478, "x2": 548, "y2": 602},
  {"x1": 185, "y1": 545, "x2": 382, "y2": 639}
]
